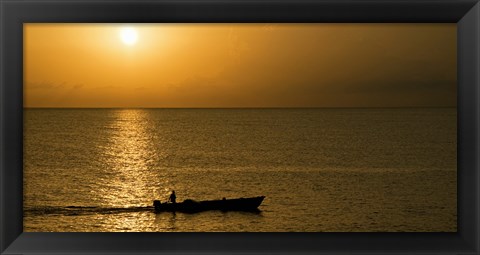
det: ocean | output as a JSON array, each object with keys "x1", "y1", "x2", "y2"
[{"x1": 23, "y1": 108, "x2": 457, "y2": 232}]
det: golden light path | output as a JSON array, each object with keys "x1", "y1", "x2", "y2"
[
  {"x1": 94, "y1": 109, "x2": 181, "y2": 231},
  {"x1": 98, "y1": 110, "x2": 163, "y2": 207}
]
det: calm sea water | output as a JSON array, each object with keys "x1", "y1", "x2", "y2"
[{"x1": 23, "y1": 108, "x2": 457, "y2": 232}]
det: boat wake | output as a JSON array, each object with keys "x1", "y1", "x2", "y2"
[{"x1": 24, "y1": 206, "x2": 154, "y2": 216}]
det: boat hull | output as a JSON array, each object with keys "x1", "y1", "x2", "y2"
[{"x1": 153, "y1": 196, "x2": 265, "y2": 213}]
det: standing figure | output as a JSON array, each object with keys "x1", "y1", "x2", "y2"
[{"x1": 169, "y1": 190, "x2": 176, "y2": 204}]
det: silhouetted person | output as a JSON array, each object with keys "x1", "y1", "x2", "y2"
[{"x1": 169, "y1": 191, "x2": 176, "y2": 204}]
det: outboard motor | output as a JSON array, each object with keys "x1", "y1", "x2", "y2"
[{"x1": 153, "y1": 200, "x2": 161, "y2": 211}]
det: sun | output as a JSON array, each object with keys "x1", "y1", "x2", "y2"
[{"x1": 120, "y1": 27, "x2": 138, "y2": 46}]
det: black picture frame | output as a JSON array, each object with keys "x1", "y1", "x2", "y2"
[{"x1": 1, "y1": 0, "x2": 479, "y2": 254}]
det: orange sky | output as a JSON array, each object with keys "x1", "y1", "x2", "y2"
[{"x1": 24, "y1": 23, "x2": 456, "y2": 108}]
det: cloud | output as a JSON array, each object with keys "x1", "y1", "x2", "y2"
[{"x1": 25, "y1": 81, "x2": 85, "y2": 90}]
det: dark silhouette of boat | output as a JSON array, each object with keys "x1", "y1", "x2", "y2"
[{"x1": 153, "y1": 196, "x2": 265, "y2": 213}]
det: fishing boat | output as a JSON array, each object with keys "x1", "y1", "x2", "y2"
[{"x1": 153, "y1": 196, "x2": 265, "y2": 213}]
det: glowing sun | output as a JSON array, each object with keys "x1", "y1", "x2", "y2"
[{"x1": 120, "y1": 27, "x2": 138, "y2": 45}]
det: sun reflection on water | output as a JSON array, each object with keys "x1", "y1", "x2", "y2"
[{"x1": 97, "y1": 109, "x2": 165, "y2": 207}]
